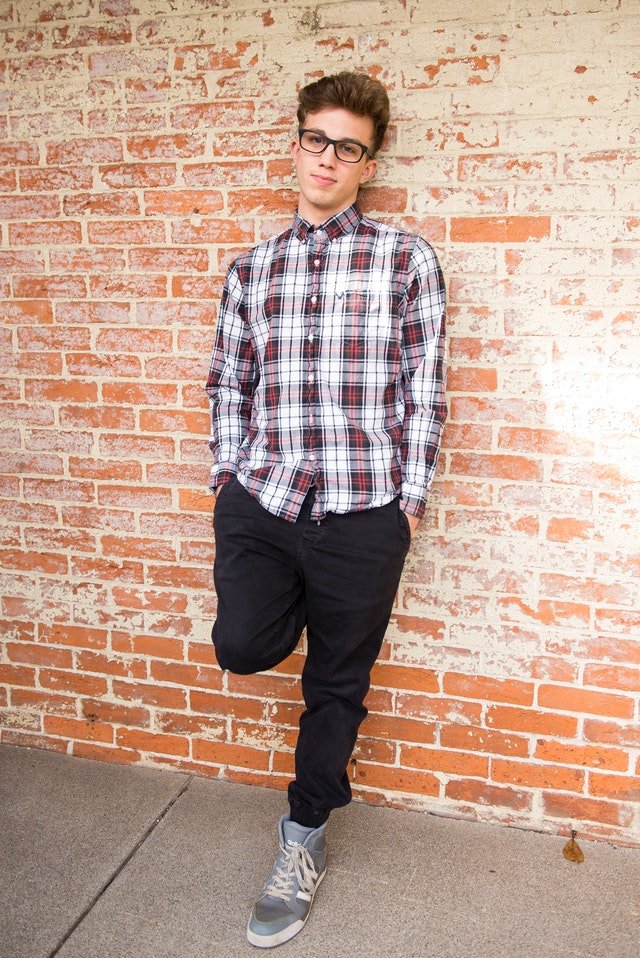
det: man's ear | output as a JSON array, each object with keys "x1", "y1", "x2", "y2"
[{"x1": 358, "y1": 157, "x2": 377, "y2": 186}]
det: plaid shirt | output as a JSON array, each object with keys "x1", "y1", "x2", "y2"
[{"x1": 205, "y1": 203, "x2": 446, "y2": 522}]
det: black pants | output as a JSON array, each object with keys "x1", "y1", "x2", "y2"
[{"x1": 212, "y1": 477, "x2": 411, "y2": 828}]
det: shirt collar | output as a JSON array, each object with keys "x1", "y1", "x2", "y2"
[{"x1": 293, "y1": 204, "x2": 363, "y2": 243}]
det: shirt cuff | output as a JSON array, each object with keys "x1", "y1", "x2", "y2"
[
  {"x1": 209, "y1": 465, "x2": 237, "y2": 492},
  {"x1": 400, "y1": 483, "x2": 429, "y2": 520}
]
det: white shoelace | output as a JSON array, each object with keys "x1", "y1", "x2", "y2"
[{"x1": 264, "y1": 843, "x2": 319, "y2": 903}]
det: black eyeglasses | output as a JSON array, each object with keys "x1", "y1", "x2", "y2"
[{"x1": 298, "y1": 128, "x2": 371, "y2": 163}]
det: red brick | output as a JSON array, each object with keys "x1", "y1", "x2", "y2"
[
  {"x1": 0, "y1": 140, "x2": 40, "y2": 165},
  {"x1": 448, "y1": 367, "x2": 497, "y2": 392},
  {"x1": 443, "y1": 674, "x2": 534, "y2": 706},
  {"x1": 156, "y1": 711, "x2": 225, "y2": 739},
  {"x1": 70, "y1": 555, "x2": 143, "y2": 583},
  {"x1": 446, "y1": 779, "x2": 532, "y2": 811},
  {"x1": 360, "y1": 713, "x2": 437, "y2": 745},
  {"x1": 59, "y1": 405, "x2": 135, "y2": 430},
  {"x1": 538, "y1": 684, "x2": 634, "y2": 720},
  {"x1": 72, "y1": 742, "x2": 141, "y2": 763},
  {"x1": 584, "y1": 720, "x2": 640, "y2": 750},
  {"x1": 101, "y1": 534, "x2": 176, "y2": 562},
  {"x1": 543, "y1": 792, "x2": 635, "y2": 828},
  {"x1": 150, "y1": 660, "x2": 222, "y2": 691},
  {"x1": 13, "y1": 275, "x2": 86, "y2": 298},
  {"x1": 64, "y1": 191, "x2": 141, "y2": 216},
  {"x1": 227, "y1": 189, "x2": 297, "y2": 216},
  {"x1": 0, "y1": 300, "x2": 53, "y2": 324},
  {"x1": 583, "y1": 664, "x2": 640, "y2": 694},
  {"x1": 451, "y1": 216, "x2": 551, "y2": 243},
  {"x1": 190, "y1": 690, "x2": 265, "y2": 722},
  {"x1": 99, "y1": 434, "x2": 175, "y2": 460},
  {"x1": 143, "y1": 190, "x2": 224, "y2": 215},
  {"x1": 87, "y1": 220, "x2": 162, "y2": 244},
  {"x1": 0, "y1": 662, "x2": 36, "y2": 687},
  {"x1": 129, "y1": 247, "x2": 209, "y2": 272},
  {"x1": 79, "y1": 698, "x2": 148, "y2": 730},
  {"x1": 5, "y1": 638, "x2": 64, "y2": 670},
  {"x1": 0, "y1": 194, "x2": 60, "y2": 220},
  {"x1": 401, "y1": 745, "x2": 489, "y2": 778},
  {"x1": 112, "y1": 586, "x2": 186, "y2": 613},
  {"x1": 44, "y1": 715, "x2": 114, "y2": 744},
  {"x1": 69, "y1": 457, "x2": 141, "y2": 481},
  {"x1": 192, "y1": 739, "x2": 270, "y2": 770},
  {"x1": 112, "y1": 679, "x2": 187, "y2": 710},
  {"x1": 355, "y1": 762, "x2": 440, "y2": 796},
  {"x1": 535, "y1": 740, "x2": 628, "y2": 773},
  {"x1": 589, "y1": 773, "x2": 640, "y2": 802},
  {"x1": 546, "y1": 517, "x2": 594, "y2": 542},
  {"x1": 61, "y1": 503, "x2": 135, "y2": 532},
  {"x1": 24, "y1": 379, "x2": 97, "y2": 403},
  {"x1": 1, "y1": 731, "x2": 68, "y2": 752},
  {"x1": 11, "y1": 688, "x2": 76, "y2": 716},
  {"x1": 102, "y1": 382, "x2": 178, "y2": 405},
  {"x1": 498, "y1": 427, "x2": 594, "y2": 457},
  {"x1": 450, "y1": 453, "x2": 543, "y2": 481},
  {"x1": 492, "y1": 759, "x2": 584, "y2": 792},
  {"x1": 0, "y1": 549, "x2": 68, "y2": 576},
  {"x1": 441, "y1": 725, "x2": 529, "y2": 758},
  {"x1": 116, "y1": 727, "x2": 188, "y2": 757},
  {"x1": 486, "y1": 705, "x2": 578, "y2": 738},
  {"x1": 39, "y1": 668, "x2": 108, "y2": 696},
  {"x1": 397, "y1": 692, "x2": 482, "y2": 726}
]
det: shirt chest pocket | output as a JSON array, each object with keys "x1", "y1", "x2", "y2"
[{"x1": 328, "y1": 290, "x2": 393, "y2": 342}]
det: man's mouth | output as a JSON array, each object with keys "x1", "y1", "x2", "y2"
[{"x1": 310, "y1": 174, "x2": 336, "y2": 186}]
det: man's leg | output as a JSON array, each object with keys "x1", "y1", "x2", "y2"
[
  {"x1": 212, "y1": 477, "x2": 306, "y2": 674},
  {"x1": 212, "y1": 481, "x2": 331, "y2": 949},
  {"x1": 288, "y1": 496, "x2": 411, "y2": 827}
]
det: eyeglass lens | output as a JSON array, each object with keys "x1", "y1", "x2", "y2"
[{"x1": 299, "y1": 130, "x2": 367, "y2": 163}]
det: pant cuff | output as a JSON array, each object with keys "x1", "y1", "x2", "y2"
[{"x1": 289, "y1": 801, "x2": 331, "y2": 829}]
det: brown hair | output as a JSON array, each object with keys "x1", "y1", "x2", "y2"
[{"x1": 296, "y1": 72, "x2": 390, "y2": 156}]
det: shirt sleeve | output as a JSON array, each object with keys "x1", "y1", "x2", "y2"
[
  {"x1": 204, "y1": 261, "x2": 257, "y2": 491},
  {"x1": 399, "y1": 237, "x2": 447, "y2": 519}
]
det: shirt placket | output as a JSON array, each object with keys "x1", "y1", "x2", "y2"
[{"x1": 307, "y1": 228, "x2": 326, "y2": 521}]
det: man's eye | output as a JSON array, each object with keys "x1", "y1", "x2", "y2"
[
  {"x1": 309, "y1": 135, "x2": 326, "y2": 145},
  {"x1": 340, "y1": 143, "x2": 359, "y2": 156}
]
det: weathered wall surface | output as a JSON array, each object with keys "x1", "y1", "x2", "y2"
[{"x1": 1, "y1": 0, "x2": 639, "y2": 844}]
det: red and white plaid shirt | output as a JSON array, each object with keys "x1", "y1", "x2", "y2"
[{"x1": 206, "y1": 204, "x2": 446, "y2": 522}]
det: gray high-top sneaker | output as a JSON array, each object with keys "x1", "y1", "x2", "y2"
[{"x1": 247, "y1": 815, "x2": 328, "y2": 948}]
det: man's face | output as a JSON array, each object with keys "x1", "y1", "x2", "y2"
[{"x1": 291, "y1": 107, "x2": 377, "y2": 225}]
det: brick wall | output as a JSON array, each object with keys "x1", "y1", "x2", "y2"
[{"x1": 1, "y1": 0, "x2": 639, "y2": 845}]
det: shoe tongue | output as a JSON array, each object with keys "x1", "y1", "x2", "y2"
[{"x1": 283, "y1": 819, "x2": 314, "y2": 846}]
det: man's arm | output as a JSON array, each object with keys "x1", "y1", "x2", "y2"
[
  {"x1": 205, "y1": 262, "x2": 256, "y2": 494},
  {"x1": 399, "y1": 238, "x2": 447, "y2": 532}
]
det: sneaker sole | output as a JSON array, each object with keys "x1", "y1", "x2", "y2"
[{"x1": 246, "y1": 869, "x2": 326, "y2": 949}]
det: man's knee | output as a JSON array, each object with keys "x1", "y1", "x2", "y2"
[{"x1": 211, "y1": 621, "x2": 271, "y2": 674}]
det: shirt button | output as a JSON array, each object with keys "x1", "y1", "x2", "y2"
[
  {"x1": 308, "y1": 373, "x2": 314, "y2": 382},
  {"x1": 311, "y1": 295, "x2": 317, "y2": 304},
  {"x1": 314, "y1": 259, "x2": 320, "y2": 266},
  {"x1": 310, "y1": 453, "x2": 316, "y2": 461},
  {"x1": 308, "y1": 333, "x2": 314, "y2": 342}
]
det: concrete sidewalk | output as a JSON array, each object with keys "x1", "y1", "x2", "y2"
[{"x1": 1, "y1": 743, "x2": 638, "y2": 958}]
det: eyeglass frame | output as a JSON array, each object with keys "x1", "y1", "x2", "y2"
[{"x1": 297, "y1": 128, "x2": 372, "y2": 163}]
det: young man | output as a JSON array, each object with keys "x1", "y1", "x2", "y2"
[{"x1": 206, "y1": 72, "x2": 446, "y2": 948}]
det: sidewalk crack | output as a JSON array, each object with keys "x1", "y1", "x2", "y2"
[{"x1": 48, "y1": 774, "x2": 193, "y2": 958}]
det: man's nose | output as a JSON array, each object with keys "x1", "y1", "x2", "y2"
[{"x1": 319, "y1": 143, "x2": 338, "y2": 166}]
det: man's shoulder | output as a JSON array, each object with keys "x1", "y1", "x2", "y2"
[
  {"x1": 228, "y1": 224, "x2": 294, "y2": 275},
  {"x1": 359, "y1": 214, "x2": 438, "y2": 262}
]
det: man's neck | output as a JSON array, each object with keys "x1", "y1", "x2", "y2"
[{"x1": 297, "y1": 201, "x2": 353, "y2": 228}]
